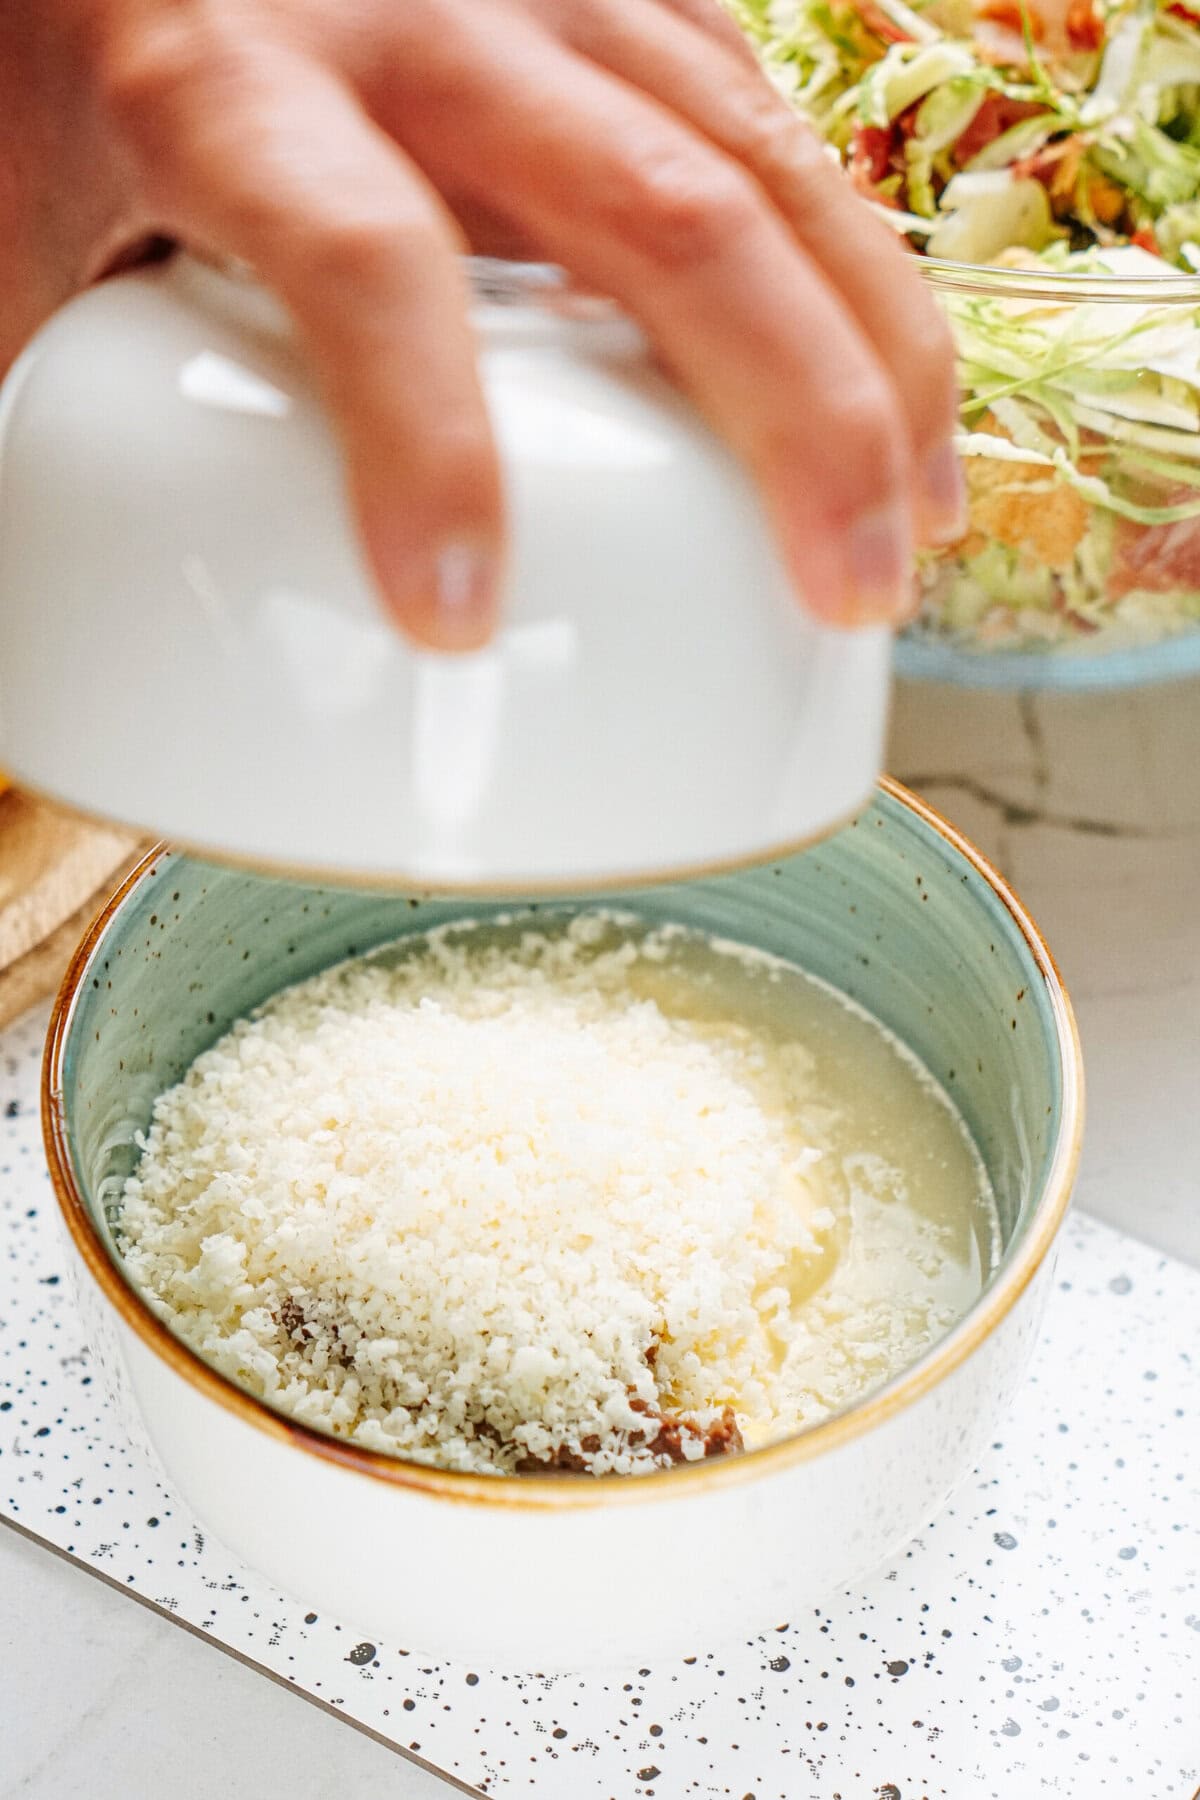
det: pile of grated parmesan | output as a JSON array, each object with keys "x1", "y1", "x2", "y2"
[{"x1": 118, "y1": 915, "x2": 979, "y2": 1477}]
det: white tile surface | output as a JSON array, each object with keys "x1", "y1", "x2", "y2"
[
  {"x1": 890, "y1": 676, "x2": 1200, "y2": 1269},
  {"x1": 0, "y1": 1528, "x2": 449, "y2": 1800},
  {"x1": 3, "y1": 672, "x2": 1199, "y2": 1798}
]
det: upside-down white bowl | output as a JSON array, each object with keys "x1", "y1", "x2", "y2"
[
  {"x1": 43, "y1": 780, "x2": 1082, "y2": 1671},
  {"x1": 0, "y1": 255, "x2": 890, "y2": 890}
]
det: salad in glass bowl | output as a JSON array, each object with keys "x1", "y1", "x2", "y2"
[{"x1": 734, "y1": 0, "x2": 1200, "y2": 686}]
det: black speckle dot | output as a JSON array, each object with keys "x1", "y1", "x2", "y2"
[{"x1": 466, "y1": 1672, "x2": 479, "y2": 1686}]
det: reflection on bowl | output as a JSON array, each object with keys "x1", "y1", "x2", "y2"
[
  {"x1": 43, "y1": 780, "x2": 1083, "y2": 1670},
  {"x1": 909, "y1": 255, "x2": 1200, "y2": 690}
]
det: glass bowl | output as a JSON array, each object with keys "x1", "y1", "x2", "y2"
[{"x1": 903, "y1": 256, "x2": 1200, "y2": 690}]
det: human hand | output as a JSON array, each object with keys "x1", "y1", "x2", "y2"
[{"x1": 0, "y1": 0, "x2": 963, "y2": 648}]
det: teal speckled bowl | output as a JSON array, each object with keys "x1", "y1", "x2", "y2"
[{"x1": 43, "y1": 778, "x2": 1083, "y2": 1669}]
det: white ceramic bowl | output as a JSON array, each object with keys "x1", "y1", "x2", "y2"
[
  {"x1": 44, "y1": 781, "x2": 1082, "y2": 1671},
  {"x1": 0, "y1": 257, "x2": 890, "y2": 890}
]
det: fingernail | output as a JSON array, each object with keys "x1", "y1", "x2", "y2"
[
  {"x1": 431, "y1": 538, "x2": 499, "y2": 650},
  {"x1": 846, "y1": 499, "x2": 914, "y2": 624},
  {"x1": 919, "y1": 439, "x2": 967, "y2": 544}
]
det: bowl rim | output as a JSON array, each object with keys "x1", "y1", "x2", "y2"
[
  {"x1": 917, "y1": 252, "x2": 1200, "y2": 304},
  {"x1": 41, "y1": 776, "x2": 1085, "y2": 1512},
  {"x1": 193, "y1": 244, "x2": 1200, "y2": 310},
  {"x1": 10, "y1": 772, "x2": 871, "y2": 900}
]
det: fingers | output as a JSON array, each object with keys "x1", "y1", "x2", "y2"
[
  {"x1": 380, "y1": 6, "x2": 916, "y2": 625},
  {"x1": 651, "y1": 0, "x2": 763, "y2": 68},
  {"x1": 101, "y1": 24, "x2": 504, "y2": 650},
  {"x1": 544, "y1": 0, "x2": 965, "y2": 545},
  {"x1": 90, "y1": 0, "x2": 948, "y2": 635}
]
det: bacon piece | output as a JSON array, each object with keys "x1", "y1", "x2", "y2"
[
  {"x1": 952, "y1": 93, "x2": 1048, "y2": 164},
  {"x1": 849, "y1": 121, "x2": 896, "y2": 197},
  {"x1": 977, "y1": 0, "x2": 1046, "y2": 36},
  {"x1": 1109, "y1": 504, "x2": 1200, "y2": 600},
  {"x1": 1065, "y1": 0, "x2": 1104, "y2": 47},
  {"x1": 1012, "y1": 135, "x2": 1084, "y2": 206},
  {"x1": 857, "y1": 0, "x2": 917, "y2": 41}
]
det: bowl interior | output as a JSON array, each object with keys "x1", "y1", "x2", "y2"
[{"x1": 52, "y1": 783, "x2": 1076, "y2": 1381}]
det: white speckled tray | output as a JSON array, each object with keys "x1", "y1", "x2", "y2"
[{"x1": 2, "y1": 1005, "x2": 1198, "y2": 1799}]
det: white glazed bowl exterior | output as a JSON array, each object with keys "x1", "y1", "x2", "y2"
[
  {"x1": 56, "y1": 1231, "x2": 1050, "y2": 1663},
  {"x1": 60, "y1": 1228, "x2": 1051, "y2": 1670},
  {"x1": 0, "y1": 258, "x2": 890, "y2": 888}
]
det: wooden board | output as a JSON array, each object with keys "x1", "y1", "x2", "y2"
[{"x1": 0, "y1": 790, "x2": 145, "y2": 1028}]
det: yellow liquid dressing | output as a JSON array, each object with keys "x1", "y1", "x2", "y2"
[{"x1": 621, "y1": 921, "x2": 998, "y2": 1440}]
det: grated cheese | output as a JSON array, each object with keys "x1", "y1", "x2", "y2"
[{"x1": 118, "y1": 915, "x2": 991, "y2": 1476}]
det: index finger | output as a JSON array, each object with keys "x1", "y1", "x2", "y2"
[{"x1": 105, "y1": 30, "x2": 505, "y2": 650}]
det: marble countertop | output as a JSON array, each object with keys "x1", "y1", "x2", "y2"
[{"x1": 3, "y1": 675, "x2": 1198, "y2": 1799}]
